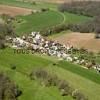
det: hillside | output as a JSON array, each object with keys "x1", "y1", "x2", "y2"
[
  {"x1": 0, "y1": 0, "x2": 100, "y2": 100},
  {"x1": 0, "y1": 48, "x2": 100, "y2": 100}
]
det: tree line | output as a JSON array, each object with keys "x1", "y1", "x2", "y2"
[
  {"x1": 0, "y1": 14, "x2": 15, "y2": 49},
  {"x1": 58, "y1": 1, "x2": 100, "y2": 17}
]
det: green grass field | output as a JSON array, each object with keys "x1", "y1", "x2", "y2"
[
  {"x1": 0, "y1": 0, "x2": 57, "y2": 10},
  {"x1": 0, "y1": 48, "x2": 100, "y2": 100},
  {"x1": 0, "y1": 48, "x2": 73, "y2": 100},
  {"x1": 15, "y1": 11, "x2": 64, "y2": 35},
  {"x1": 64, "y1": 12, "x2": 91, "y2": 24},
  {"x1": 15, "y1": 11, "x2": 90, "y2": 35}
]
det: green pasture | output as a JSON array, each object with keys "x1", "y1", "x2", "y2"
[
  {"x1": 15, "y1": 11, "x2": 90, "y2": 35},
  {"x1": 15, "y1": 11, "x2": 64, "y2": 35},
  {"x1": 0, "y1": 48, "x2": 100, "y2": 100},
  {"x1": 64, "y1": 12, "x2": 91, "y2": 24},
  {"x1": 0, "y1": 48, "x2": 73, "y2": 100},
  {"x1": 0, "y1": 0, "x2": 57, "y2": 10}
]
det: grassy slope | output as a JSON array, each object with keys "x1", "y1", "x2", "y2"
[
  {"x1": 64, "y1": 12, "x2": 91, "y2": 24},
  {"x1": 15, "y1": 11, "x2": 64, "y2": 35},
  {"x1": 0, "y1": 48, "x2": 100, "y2": 100},
  {"x1": 15, "y1": 11, "x2": 90, "y2": 35},
  {"x1": 47, "y1": 66, "x2": 100, "y2": 100},
  {"x1": 0, "y1": 48, "x2": 72, "y2": 100},
  {"x1": 58, "y1": 61, "x2": 100, "y2": 84},
  {"x1": 0, "y1": 0, "x2": 57, "y2": 10}
]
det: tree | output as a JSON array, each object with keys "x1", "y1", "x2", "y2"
[
  {"x1": 58, "y1": 80, "x2": 70, "y2": 96},
  {"x1": 72, "y1": 89, "x2": 88, "y2": 100},
  {"x1": 95, "y1": 26, "x2": 100, "y2": 39},
  {"x1": 0, "y1": 73, "x2": 21, "y2": 100}
]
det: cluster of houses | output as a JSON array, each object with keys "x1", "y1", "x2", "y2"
[{"x1": 9, "y1": 31, "x2": 100, "y2": 72}]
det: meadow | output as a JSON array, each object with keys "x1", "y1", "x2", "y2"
[
  {"x1": 0, "y1": 0, "x2": 100, "y2": 100},
  {"x1": 64, "y1": 12, "x2": 91, "y2": 24},
  {"x1": 15, "y1": 11, "x2": 64, "y2": 35},
  {"x1": 0, "y1": 48, "x2": 100, "y2": 100},
  {"x1": 15, "y1": 11, "x2": 90, "y2": 35},
  {"x1": 0, "y1": 0, "x2": 57, "y2": 10},
  {"x1": 0, "y1": 48, "x2": 73, "y2": 100}
]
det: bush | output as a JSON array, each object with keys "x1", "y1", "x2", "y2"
[
  {"x1": 72, "y1": 89, "x2": 88, "y2": 100},
  {"x1": 34, "y1": 69, "x2": 48, "y2": 79},
  {"x1": 58, "y1": 80, "x2": 71, "y2": 96},
  {"x1": 95, "y1": 33, "x2": 100, "y2": 39},
  {"x1": 11, "y1": 64, "x2": 16, "y2": 70},
  {"x1": 30, "y1": 69, "x2": 59, "y2": 87},
  {"x1": 41, "y1": 8, "x2": 49, "y2": 12},
  {"x1": 31, "y1": 1, "x2": 36, "y2": 5},
  {"x1": 0, "y1": 40, "x2": 5, "y2": 49},
  {"x1": 30, "y1": 69, "x2": 88, "y2": 99},
  {"x1": 42, "y1": 24, "x2": 68, "y2": 36},
  {"x1": 0, "y1": 73, "x2": 21, "y2": 100}
]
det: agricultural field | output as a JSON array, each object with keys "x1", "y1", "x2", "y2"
[
  {"x1": 0, "y1": 5, "x2": 32, "y2": 16},
  {"x1": 0, "y1": 0, "x2": 100, "y2": 100},
  {"x1": 15, "y1": 11, "x2": 90, "y2": 35},
  {"x1": 50, "y1": 32, "x2": 100, "y2": 52},
  {"x1": 15, "y1": 11, "x2": 64, "y2": 35}
]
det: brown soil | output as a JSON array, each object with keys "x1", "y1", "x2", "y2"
[
  {"x1": 0, "y1": 5, "x2": 32, "y2": 16},
  {"x1": 52, "y1": 32, "x2": 100, "y2": 52}
]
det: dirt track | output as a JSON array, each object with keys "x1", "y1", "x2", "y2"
[
  {"x1": 0, "y1": 5, "x2": 32, "y2": 16},
  {"x1": 52, "y1": 32, "x2": 100, "y2": 52}
]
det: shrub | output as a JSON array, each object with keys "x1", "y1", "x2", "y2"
[
  {"x1": 0, "y1": 73, "x2": 21, "y2": 100},
  {"x1": 31, "y1": 1, "x2": 36, "y2": 5},
  {"x1": 72, "y1": 89, "x2": 88, "y2": 100},
  {"x1": 34, "y1": 69, "x2": 48, "y2": 79},
  {"x1": 30, "y1": 69, "x2": 59, "y2": 87},
  {"x1": 11, "y1": 64, "x2": 16, "y2": 70},
  {"x1": 0, "y1": 40, "x2": 5, "y2": 49},
  {"x1": 58, "y1": 80, "x2": 71, "y2": 96},
  {"x1": 95, "y1": 33, "x2": 100, "y2": 39},
  {"x1": 41, "y1": 8, "x2": 49, "y2": 12}
]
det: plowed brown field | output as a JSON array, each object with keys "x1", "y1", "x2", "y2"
[
  {"x1": 0, "y1": 5, "x2": 32, "y2": 16},
  {"x1": 53, "y1": 32, "x2": 100, "y2": 52}
]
